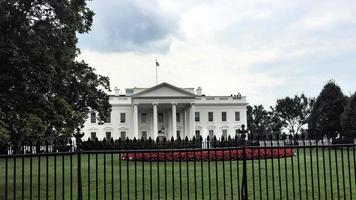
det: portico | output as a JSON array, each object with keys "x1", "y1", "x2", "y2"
[
  {"x1": 129, "y1": 83, "x2": 198, "y2": 140},
  {"x1": 132, "y1": 102, "x2": 195, "y2": 139}
]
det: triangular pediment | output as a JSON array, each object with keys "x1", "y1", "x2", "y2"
[{"x1": 132, "y1": 82, "x2": 196, "y2": 98}]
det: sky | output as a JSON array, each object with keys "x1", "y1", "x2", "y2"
[{"x1": 77, "y1": 0, "x2": 356, "y2": 107}]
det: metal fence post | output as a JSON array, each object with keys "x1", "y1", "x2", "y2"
[
  {"x1": 239, "y1": 125, "x2": 248, "y2": 200},
  {"x1": 77, "y1": 150, "x2": 83, "y2": 200},
  {"x1": 242, "y1": 146, "x2": 248, "y2": 200}
]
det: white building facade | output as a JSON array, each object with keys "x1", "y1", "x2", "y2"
[{"x1": 82, "y1": 82, "x2": 248, "y2": 141}]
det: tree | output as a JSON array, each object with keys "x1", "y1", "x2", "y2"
[
  {"x1": 247, "y1": 105, "x2": 283, "y2": 139},
  {"x1": 308, "y1": 81, "x2": 346, "y2": 139},
  {"x1": 341, "y1": 92, "x2": 356, "y2": 142},
  {"x1": 0, "y1": 0, "x2": 111, "y2": 152},
  {"x1": 273, "y1": 94, "x2": 315, "y2": 137}
]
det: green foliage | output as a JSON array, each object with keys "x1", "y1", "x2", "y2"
[
  {"x1": 341, "y1": 92, "x2": 356, "y2": 141},
  {"x1": 247, "y1": 105, "x2": 283, "y2": 139},
  {"x1": 273, "y1": 94, "x2": 315, "y2": 136},
  {"x1": 0, "y1": 0, "x2": 111, "y2": 149},
  {"x1": 308, "y1": 81, "x2": 346, "y2": 139},
  {"x1": 0, "y1": 111, "x2": 10, "y2": 146}
]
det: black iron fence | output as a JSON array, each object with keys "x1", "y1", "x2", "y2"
[{"x1": 0, "y1": 139, "x2": 355, "y2": 200}]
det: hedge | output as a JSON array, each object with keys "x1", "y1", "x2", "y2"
[{"x1": 122, "y1": 148, "x2": 294, "y2": 161}]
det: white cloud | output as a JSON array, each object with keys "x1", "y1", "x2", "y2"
[
  {"x1": 290, "y1": 8, "x2": 356, "y2": 31},
  {"x1": 78, "y1": 0, "x2": 356, "y2": 107},
  {"x1": 78, "y1": 0, "x2": 181, "y2": 53}
]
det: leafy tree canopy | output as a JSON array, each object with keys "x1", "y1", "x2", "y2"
[
  {"x1": 308, "y1": 80, "x2": 346, "y2": 139},
  {"x1": 0, "y1": 0, "x2": 111, "y2": 150},
  {"x1": 341, "y1": 92, "x2": 356, "y2": 142},
  {"x1": 273, "y1": 94, "x2": 315, "y2": 136}
]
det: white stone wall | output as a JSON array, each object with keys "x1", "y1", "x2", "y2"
[
  {"x1": 82, "y1": 103, "x2": 247, "y2": 140},
  {"x1": 194, "y1": 105, "x2": 247, "y2": 139},
  {"x1": 82, "y1": 104, "x2": 134, "y2": 140}
]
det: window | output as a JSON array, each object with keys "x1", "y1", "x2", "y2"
[
  {"x1": 90, "y1": 112, "x2": 96, "y2": 123},
  {"x1": 208, "y1": 112, "x2": 214, "y2": 122},
  {"x1": 90, "y1": 132, "x2": 96, "y2": 140},
  {"x1": 195, "y1": 130, "x2": 200, "y2": 138},
  {"x1": 141, "y1": 113, "x2": 147, "y2": 123},
  {"x1": 104, "y1": 112, "x2": 111, "y2": 123},
  {"x1": 195, "y1": 112, "x2": 200, "y2": 122},
  {"x1": 158, "y1": 113, "x2": 163, "y2": 123},
  {"x1": 235, "y1": 112, "x2": 240, "y2": 121},
  {"x1": 105, "y1": 132, "x2": 111, "y2": 140},
  {"x1": 177, "y1": 130, "x2": 181, "y2": 139},
  {"x1": 176, "y1": 113, "x2": 180, "y2": 123},
  {"x1": 222, "y1": 130, "x2": 228, "y2": 139},
  {"x1": 126, "y1": 89, "x2": 134, "y2": 94},
  {"x1": 120, "y1": 131, "x2": 126, "y2": 139},
  {"x1": 222, "y1": 112, "x2": 227, "y2": 122},
  {"x1": 208, "y1": 130, "x2": 214, "y2": 139},
  {"x1": 141, "y1": 131, "x2": 147, "y2": 140},
  {"x1": 120, "y1": 113, "x2": 126, "y2": 123}
]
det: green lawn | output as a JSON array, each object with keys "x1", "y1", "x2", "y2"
[{"x1": 1, "y1": 148, "x2": 355, "y2": 200}]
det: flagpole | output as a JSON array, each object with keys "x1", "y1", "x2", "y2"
[
  {"x1": 156, "y1": 64, "x2": 158, "y2": 85},
  {"x1": 155, "y1": 59, "x2": 159, "y2": 85}
]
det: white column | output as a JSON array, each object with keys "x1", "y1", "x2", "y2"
[
  {"x1": 153, "y1": 103, "x2": 158, "y2": 140},
  {"x1": 190, "y1": 103, "x2": 195, "y2": 139},
  {"x1": 167, "y1": 110, "x2": 171, "y2": 139},
  {"x1": 172, "y1": 103, "x2": 177, "y2": 139},
  {"x1": 184, "y1": 108, "x2": 189, "y2": 138},
  {"x1": 133, "y1": 103, "x2": 139, "y2": 139}
]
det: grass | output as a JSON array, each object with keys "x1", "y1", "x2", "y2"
[{"x1": 0, "y1": 148, "x2": 355, "y2": 200}]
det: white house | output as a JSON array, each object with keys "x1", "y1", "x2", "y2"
[{"x1": 82, "y1": 82, "x2": 248, "y2": 141}]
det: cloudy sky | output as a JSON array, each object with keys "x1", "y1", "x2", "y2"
[{"x1": 77, "y1": 0, "x2": 356, "y2": 107}]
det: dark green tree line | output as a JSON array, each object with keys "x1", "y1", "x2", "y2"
[
  {"x1": 341, "y1": 92, "x2": 356, "y2": 142},
  {"x1": 247, "y1": 105, "x2": 283, "y2": 139}
]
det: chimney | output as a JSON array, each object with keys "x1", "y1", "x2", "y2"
[
  {"x1": 196, "y1": 87, "x2": 202, "y2": 95},
  {"x1": 237, "y1": 93, "x2": 242, "y2": 99},
  {"x1": 114, "y1": 87, "x2": 120, "y2": 95}
]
